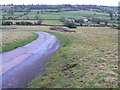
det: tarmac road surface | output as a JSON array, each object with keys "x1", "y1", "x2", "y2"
[{"x1": 0, "y1": 32, "x2": 60, "y2": 88}]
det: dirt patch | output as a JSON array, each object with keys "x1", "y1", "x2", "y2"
[
  {"x1": 49, "y1": 26, "x2": 75, "y2": 32},
  {"x1": 61, "y1": 63, "x2": 78, "y2": 71}
]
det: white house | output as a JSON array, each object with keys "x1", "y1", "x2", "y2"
[
  {"x1": 66, "y1": 18, "x2": 75, "y2": 22},
  {"x1": 80, "y1": 17, "x2": 89, "y2": 22}
]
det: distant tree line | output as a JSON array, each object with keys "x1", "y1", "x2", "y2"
[
  {"x1": 2, "y1": 4, "x2": 117, "y2": 14},
  {"x1": 2, "y1": 19, "x2": 43, "y2": 25},
  {"x1": 60, "y1": 17, "x2": 109, "y2": 28}
]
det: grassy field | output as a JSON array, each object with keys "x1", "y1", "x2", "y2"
[
  {"x1": 5, "y1": 20, "x2": 64, "y2": 26},
  {"x1": 26, "y1": 27, "x2": 118, "y2": 88},
  {"x1": 24, "y1": 27, "x2": 118, "y2": 88},
  {"x1": 42, "y1": 20, "x2": 64, "y2": 25},
  {"x1": 1, "y1": 5, "x2": 119, "y2": 88},
  {"x1": 2, "y1": 10, "x2": 116, "y2": 26},
  {"x1": 21, "y1": 10, "x2": 109, "y2": 19},
  {"x1": 1, "y1": 26, "x2": 118, "y2": 88},
  {"x1": 2, "y1": 12, "x2": 26, "y2": 19},
  {"x1": 0, "y1": 31, "x2": 38, "y2": 52}
]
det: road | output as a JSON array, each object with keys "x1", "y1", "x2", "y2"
[{"x1": 0, "y1": 32, "x2": 60, "y2": 88}]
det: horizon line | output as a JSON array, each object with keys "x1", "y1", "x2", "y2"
[{"x1": 1, "y1": 4, "x2": 118, "y2": 7}]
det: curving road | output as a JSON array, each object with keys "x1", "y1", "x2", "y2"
[{"x1": 0, "y1": 32, "x2": 60, "y2": 88}]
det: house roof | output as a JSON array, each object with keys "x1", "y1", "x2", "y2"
[{"x1": 80, "y1": 17, "x2": 88, "y2": 22}]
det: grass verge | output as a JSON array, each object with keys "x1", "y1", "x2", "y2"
[
  {"x1": 26, "y1": 27, "x2": 118, "y2": 88},
  {"x1": 0, "y1": 32, "x2": 38, "y2": 52}
]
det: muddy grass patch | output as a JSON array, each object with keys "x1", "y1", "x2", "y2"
[{"x1": 49, "y1": 26, "x2": 76, "y2": 32}]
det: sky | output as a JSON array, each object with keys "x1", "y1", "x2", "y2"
[{"x1": 1, "y1": 0, "x2": 120, "y2": 6}]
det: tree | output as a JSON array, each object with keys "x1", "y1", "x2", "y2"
[
  {"x1": 104, "y1": 20, "x2": 108, "y2": 26},
  {"x1": 75, "y1": 19, "x2": 84, "y2": 26},
  {"x1": 41, "y1": 11, "x2": 43, "y2": 13},
  {"x1": 2, "y1": 15, "x2": 6, "y2": 20},
  {"x1": 35, "y1": 14, "x2": 39, "y2": 20},
  {"x1": 26, "y1": 8, "x2": 30, "y2": 14},
  {"x1": 94, "y1": 13, "x2": 96, "y2": 15},
  {"x1": 65, "y1": 22, "x2": 76, "y2": 28},
  {"x1": 37, "y1": 19, "x2": 43, "y2": 25},
  {"x1": 2, "y1": 21, "x2": 13, "y2": 25},
  {"x1": 92, "y1": 18, "x2": 101, "y2": 24},
  {"x1": 109, "y1": 13, "x2": 113, "y2": 20},
  {"x1": 60, "y1": 17, "x2": 66, "y2": 22},
  {"x1": 37, "y1": 11, "x2": 39, "y2": 14},
  {"x1": 57, "y1": 8, "x2": 62, "y2": 12},
  {"x1": 11, "y1": 4, "x2": 13, "y2": 6},
  {"x1": 7, "y1": 9, "x2": 14, "y2": 16},
  {"x1": 79, "y1": 19, "x2": 84, "y2": 26}
]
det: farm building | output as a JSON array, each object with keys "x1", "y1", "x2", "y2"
[
  {"x1": 66, "y1": 18, "x2": 75, "y2": 22},
  {"x1": 80, "y1": 17, "x2": 89, "y2": 22}
]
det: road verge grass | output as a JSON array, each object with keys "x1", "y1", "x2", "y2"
[
  {"x1": 0, "y1": 32, "x2": 38, "y2": 52},
  {"x1": 27, "y1": 27, "x2": 118, "y2": 88}
]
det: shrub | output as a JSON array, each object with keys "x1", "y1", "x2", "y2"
[
  {"x1": 104, "y1": 20, "x2": 108, "y2": 26},
  {"x1": 49, "y1": 26, "x2": 75, "y2": 32},
  {"x1": 75, "y1": 19, "x2": 84, "y2": 26},
  {"x1": 65, "y1": 22, "x2": 77, "y2": 28},
  {"x1": 8, "y1": 17, "x2": 13, "y2": 19},
  {"x1": 59, "y1": 17, "x2": 66, "y2": 22},
  {"x1": 2, "y1": 21, "x2": 13, "y2": 25},
  {"x1": 91, "y1": 18, "x2": 101, "y2": 24},
  {"x1": 118, "y1": 22, "x2": 120, "y2": 30},
  {"x1": 37, "y1": 19, "x2": 43, "y2": 25},
  {"x1": 15, "y1": 21, "x2": 33, "y2": 25}
]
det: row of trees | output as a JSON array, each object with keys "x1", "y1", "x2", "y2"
[
  {"x1": 2, "y1": 19, "x2": 43, "y2": 25},
  {"x1": 60, "y1": 17, "x2": 108, "y2": 26},
  {"x1": 90, "y1": 18, "x2": 108, "y2": 25},
  {"x1": 3, "y1": 4, "x2": 117, "y2": 14}
]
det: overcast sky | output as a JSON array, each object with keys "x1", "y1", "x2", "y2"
[{"x1": 1, "y1": 0, "x2": 120, "y2": 6}]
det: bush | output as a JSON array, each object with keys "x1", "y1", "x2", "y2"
[
  {"x1": 15, "y1": 21, "x2": 33, "y2": 25},
  {"x1": 49, "y1": 26, "x2": 75, "y2": 32},
  {"x1": 117, "y1": 26, "x2": 120, "y2": 30},
  {"x1": 91, "y1": 18, "x2": 101, "y2": 24},
  {"x1": 65, "y1": 22, "x2": 77, "y2": 28},
  {"x1": 37, "y1": 19, "x2": 43, "y2": 25},
  {"x1": 75, "y1": 19, "x2": 84, "y2": 26},
  {"x1": 8, "y1": 17, "x2": 13, "y2": 19},
  {"x1": 59, "y1": 17, "x2": 66, "y2": 22},
  {"x1": 2, "y1": 21, "x2": 13, "y2": 25},
  {"x1": 34, "y1": 19, "x2": 43, "y2": 25}
]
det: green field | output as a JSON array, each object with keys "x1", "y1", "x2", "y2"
[
  {"x1": 42, "y1": 20, "x2": 64, "y2": 25},
  {"x1": 25, "y1": 27, "x2": 118, "y2": 88},
  {"x1": 21, "y1": 10, "x2": 109, "y2": 19},
  {"x1": 1, "y1": 25, "x2": 118, "y2": 88},
  {"x1": 2, "y1": 10, "x2": 117, "y2": 27},
  {"x1": 1, "y1": 4, "x2": 119, "y2": 88},
  {"x1": 2, "y1": 10, "x2": 111, "y2": 25},
  {"x1": 2, "y1": 12, "x2": 26, "y2": 19}
]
